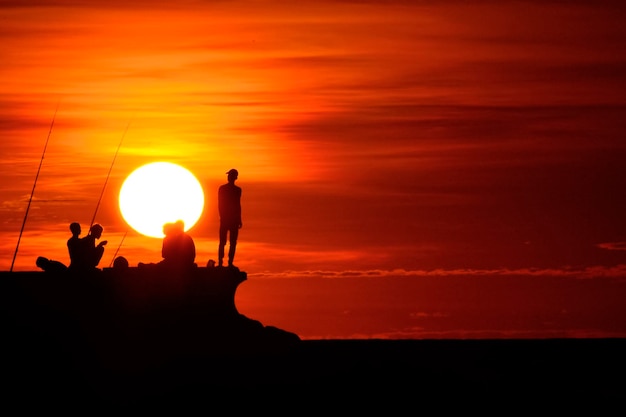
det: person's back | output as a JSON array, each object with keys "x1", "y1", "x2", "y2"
[
  {"x1": 67, "y1": 222, "x2": 83, "y2": 271},
  {"x1": 161, "y1": 222, "x2": 176, "y2": 260},
  {"x1": 178, "y1": 230, "x2": 196, "y2": 267},
  {"x1": 218, "y1": 182, "x2": 242, "y2": 226}
]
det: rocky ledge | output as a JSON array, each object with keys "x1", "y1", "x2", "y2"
[{"x1": 0, "y1": 266, "x2": 301, "y2": 397}]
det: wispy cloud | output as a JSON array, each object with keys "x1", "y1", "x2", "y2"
[
  {"x1": 249, "y1": 265, "x2": 626, "y2": 280},
  {"x1": 1, "y1": 1, "x2": 626, "y2": 276},
  {"x1": 597, "y1": 242, "x2": 626, "y2": 251}
]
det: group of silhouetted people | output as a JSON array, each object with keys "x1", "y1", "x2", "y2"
[
  {"x1": 67, "y1": 222, "x2": 108, "y2": 272},
  {"x1": 38, "y1": 168, "x2": 244, "y2": 274},
  {"x1": 36, "y1": 222, "x2": 108, "y2": 273},
  {"x1": 158, "y1": 219, "x2": 196, "y2": 272}
]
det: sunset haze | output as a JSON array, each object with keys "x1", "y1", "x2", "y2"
[{"x1": 1, "y1": 1, "x2": 625, "y2": 339}]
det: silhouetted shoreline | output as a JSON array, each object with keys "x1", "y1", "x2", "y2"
[
  {"x1": 2, "y1": 268, "x2": 625, "y2": 407},
  {"x1": 3, "y1": 338, "x2": 625, "y2": 407}
]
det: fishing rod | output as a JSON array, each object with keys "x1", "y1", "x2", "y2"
[
  {"x1": 89, "y1": 117, "x2": 133, "y2": 268},
  {"x1": 89, "y1": 118, "x2": 131, "y2": 229},
  {"x1": 10, "y1": 102, "x2": 60, "y2": 272},
  {"x1": 109, "y1": 230, "x2": 127, "y2": 267}
]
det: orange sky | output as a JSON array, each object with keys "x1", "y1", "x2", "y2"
[{"x1": 1, "y1": 1, "x2": 626, "y2": 339}]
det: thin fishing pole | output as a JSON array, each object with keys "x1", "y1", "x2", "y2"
[
  {"x1": 90, "y1": 119, "x2": 131, "y2": 229},
  {"x1": 109, "y1": 229, "x2": 127, "y2": 267},
  {"x1": 10, "y1": 102, "x2": 60, "y2": 272}
]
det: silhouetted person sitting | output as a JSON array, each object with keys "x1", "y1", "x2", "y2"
[
  {"x1": 218, "y1": 168, "x2": 242, "y2": 268},
  {"x1": 159, "y1": 220, "x2": 196, "y2": 274},
  {"x1": 113, "y1": 256, "x2": 129, "y2": 271},
  {"x1": 112, "y1": 256, "x2": 131, "y2": 278},
  {"x1": 67, "y1": 222, "x2": 83, "y2": 271},
  {"x1": 36, "y1": 256, "x2": 68, "y2": 273},
  {"x1": 161, "y1": 222, "x2": 176, "y2": 261},
  {"x1": 79, "y1": 223, "x2": 108, "y2": 271}
]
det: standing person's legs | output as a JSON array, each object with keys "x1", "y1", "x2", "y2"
[
  {"x1": 218, "y1": 223, "x2": 228, "y2": 266},
  {"x1": 228, "y1": 226, "x2": 239, "y2": 266}
]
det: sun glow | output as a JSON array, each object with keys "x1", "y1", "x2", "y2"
[{"x1": 119, "y1": 162, "x2": 204, "y2": 238}]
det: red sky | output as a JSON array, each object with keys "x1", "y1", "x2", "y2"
[{"x1": 1, "y1": 1, "x2": 626, "y2": 339}]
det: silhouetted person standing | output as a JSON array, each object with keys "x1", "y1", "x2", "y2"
[
  {"x1": 218, "y1": 168, "x2": 242, "y2": 267},
  {"x1": 81, "y1": 223, "x2": 108, "y2": 270},
  {"x1": 67, "y1": 222, "x2": 82, "y2": 271}
]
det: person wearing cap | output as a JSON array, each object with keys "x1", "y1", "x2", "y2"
[{"x1": 218, "y1": 168, "x2": 242, "y2": 267}]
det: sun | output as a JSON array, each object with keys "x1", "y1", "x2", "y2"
[{"x1": 119, "y1": 162, "x2": 205, "y2": 238}]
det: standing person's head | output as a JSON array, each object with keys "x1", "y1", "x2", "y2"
[
  {"x1": 226, "y1": 168, "x2": 238, "y2": 183},
  {"x1": 70, "y1": 222, "x2": 81, "y2": 236},
  {"x1": 90, "y1": 223, "x2": 103, "y2": 239}
]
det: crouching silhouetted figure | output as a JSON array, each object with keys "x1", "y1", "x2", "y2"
[
  {"x1": 113, "y1": 255, "x2": 129, "y2": 271},
  {"x1": 70, "y1": 223, "x2": 108, "y2": 273},
  {"x1": 36, "y1": 256, "x2": 68, "y2": 274}
]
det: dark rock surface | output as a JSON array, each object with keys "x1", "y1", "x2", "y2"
[
  {"x1": 1, "y1": 268, "x2": 625, "y2": 409},
  {"x1": 0, "y1": 267, "x2": 301, "y2": 405}
]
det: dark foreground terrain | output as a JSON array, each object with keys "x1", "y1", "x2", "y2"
[
  {"x1": 3, "y1": 338, "x2": 625, "y2": 409},
  {"x1": 1, "y1": 269, "x2": 625, "y2": 408}
]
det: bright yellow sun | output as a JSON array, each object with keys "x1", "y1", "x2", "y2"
[{"x1": 119, "y1": 162, "x2": 204, "y2": 238}]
